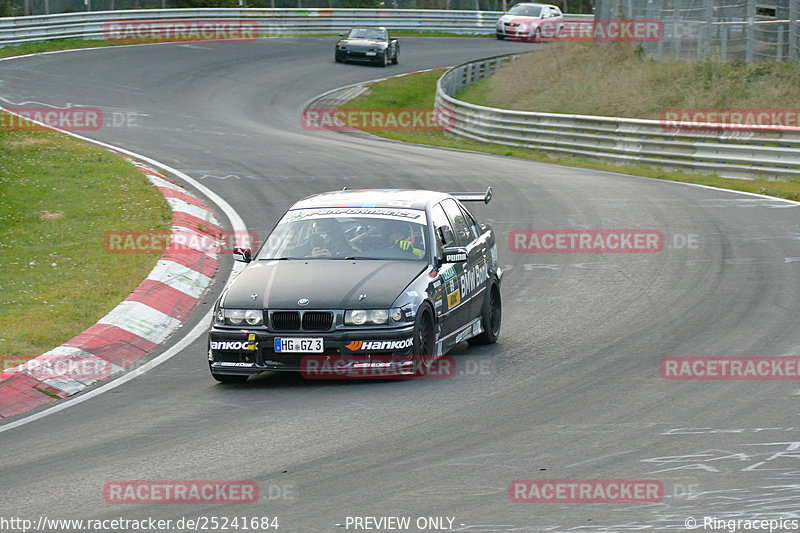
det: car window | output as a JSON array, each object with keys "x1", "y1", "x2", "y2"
[
  {"x1": 441, "y1": 199, "x2": 473, "y2": 247},
  {"x1": 461, "y1": 205, "x2": 482, "y2": 241},
  {"x1": 508, "y1": 4, "x2": 542, "y2": 17},
  {"x1": 348, "y1": 28, "x2": 387, "y2": 40},
  {"x1": 257, "y1": 213, "x2": 427, "y2": 261},
  {"x1": 430, "y1": 203, "x2": 456, "y2": 250}
]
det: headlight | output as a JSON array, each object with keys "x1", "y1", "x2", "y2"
[
  {"x1": 215, "y1": 308, "x2": 263, "y2": 326},
  {"x1": 344, "y1": 309, "x2": 401, "y2": 326}
]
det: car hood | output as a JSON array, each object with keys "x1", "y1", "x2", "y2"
[
  {"x1": 223, "y1": 260, "x2": 427, "y2": 309},
  {"x1": 500, "y1": 14, "x2": 543, "y2": 23},
  {"x1": 339, "y1": 38, "x2": 387, "y2": 47}
]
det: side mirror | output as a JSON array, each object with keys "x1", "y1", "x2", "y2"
[
  {"x1": 339, "y1": 32, "x2": 345, "y2": 36},
  {"x1": 233, "y1": 246, "x2": 252, "y2": 263},
  {"x1": 443, "y1": 247, "x2": 468, "y2": 263}
]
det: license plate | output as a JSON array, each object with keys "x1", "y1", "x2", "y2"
[
  {"x1": 366, "y1": 51, "x2": 376, "y2": 56},
  {"x1": 274, "y1": 337, "x2": 323, "y2": 353}
]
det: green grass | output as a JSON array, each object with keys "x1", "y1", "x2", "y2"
[
  {"x1": 340, "y1": 64, "x2": 800, "y2": 203},
  {"x1": 457, "y1": 42, "x2": 800, "y2": 117},
  {"x1": 0, "y1": 39, "x2": 123, "y2": 59},
  {"x1": 0, "y1": 112, "x2": 172, "y2": 362}
]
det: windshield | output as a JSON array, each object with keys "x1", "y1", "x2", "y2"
[
  {"x1": 507, "y1": 4, "x2": 542, "y2": 16},
  {"x1": 258, "y1": 209, "x2": 428, "y2": 261},
  {"x1": 347, "y1": 28, "x2": 388, "y2": 40}
]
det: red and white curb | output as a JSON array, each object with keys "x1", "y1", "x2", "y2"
[{"x1": 0, "y1": 159, "x2": 220, "y2": 418}]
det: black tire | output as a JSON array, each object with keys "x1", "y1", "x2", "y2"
[
  {"x1": 412, "y1": 305, "x2": 435, "y2": 373},
  {"x1": 210, "y1": 363, "x2": 249, "y2": 383},
  {"x1": 468, "y1": 282, "x2": 501, "y2": 345},
  {"x1": 496, "y1": 32, "x2": 505, "y2": 40},
  {"x1": 335, "y1": 54, "x2": 343, "y2": 63},
  {"x1": 391, "y1": 48, "x2": 398, "y2": 65},
  {"x1": 381, "y1": 50, "x2": 389, "y2": 67}
]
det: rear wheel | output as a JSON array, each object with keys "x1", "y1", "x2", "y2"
[{"x1": 469, "y1": 283, "x2": 501, "y2": 345}]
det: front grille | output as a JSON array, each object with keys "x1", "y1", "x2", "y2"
[
  {"x1": 271, "y1": 311, "x2": 301, "y2": 331},
  {"x1": 302, "y1": 312, "x2": 333, "y2": 331}
]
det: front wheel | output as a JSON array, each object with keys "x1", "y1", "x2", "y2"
[
  {"x1": 468, "y1": 283, "x2": 501, "y2": 345},
  {"x1": 412, "y1": 306, "x2": 435, "y2": 373},
  {"x1": 391, "y1": 49, "x2": 398, "y2": 65},
  {"x1": 496, "y1": 32, "x2": 505, "y2": 40},
  {"x1": 380, "y1": 50, "x2": 389, "y2": 67}
]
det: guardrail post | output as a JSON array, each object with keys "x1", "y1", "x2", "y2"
[
  {"x1": 671, "y1": 0, "x2": 682, "y2": 59},
  {"x1": 704, "y1": 0, "x2": 713, "y2": 53},
  {"x1": 778, "y1": 25, "x2": 784, "y2": 61},
  {"x1": 790, "y1": 0, "x2": 798, "y2": 60},
  {"x1": 696, "y1": 27, "x2": 703, "y2": 61},
  {"x1": 746, "y1": 0, "x2": 755, "y2": 63},
  {"x1": 720, "y1": 23, "x2": 727, "y2": 60}
]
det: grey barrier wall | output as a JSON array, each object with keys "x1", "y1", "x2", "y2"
[
  {"x1": 0, "y1": 8, "x2": 591, "y2": 45},
  {"x1": 434, "y1": 53, "x2": 800, "y2": 179}
]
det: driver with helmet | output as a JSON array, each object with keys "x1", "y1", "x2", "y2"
[
  {"x1": 307, "y1": 218, "x2": 355, "y2": 258},
  {"x1": 382, "y1": 220, "x2": 424, "y2": 257}
]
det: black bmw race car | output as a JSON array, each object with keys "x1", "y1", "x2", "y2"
[
  {"x1": 207, "y1": 188, "x2": 502, "y2": 383},
  {"x1": 335, "y1": 27, "x2": 398, "y2": 66}
]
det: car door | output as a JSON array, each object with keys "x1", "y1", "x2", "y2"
[
  {"x1": 440, "y1": 199, "x2": 489, "y2": 325},
  {"x1": 430, "y1": 202, "x2": 469, "y2": 339}
]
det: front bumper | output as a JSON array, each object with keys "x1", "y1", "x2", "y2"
[
  {"x1": 337, "y1": 49, "x2": 385, "y2": 63},
  {"x1": 208, "y1": 325, "x2": 415, "y2": 375}
]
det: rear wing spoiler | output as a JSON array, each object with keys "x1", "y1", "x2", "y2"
[{"x1": 450, "y1": 187, "x2": 492, "y2": 204}]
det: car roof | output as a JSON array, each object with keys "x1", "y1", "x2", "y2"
[{"x1": 292, "y1": 189, "x2": 450, "y2": 212}]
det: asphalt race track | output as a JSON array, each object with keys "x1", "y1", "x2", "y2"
[{"x1": 2, "y1": 36, "x2": 800, "y2": 531}]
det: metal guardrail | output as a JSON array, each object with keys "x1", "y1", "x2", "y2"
[
  {"x1": 0, "y1": 9, "x2": 593, "y2": 46},
  {"x1": 435, "y1": 54, "x2": 800, "y2": 179}
]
